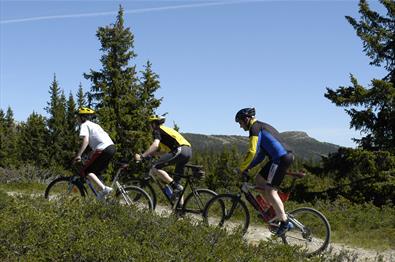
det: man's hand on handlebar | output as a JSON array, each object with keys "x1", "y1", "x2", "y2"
[
  {"x1": 134, "y1": 153, "x2": 152, "y2": 163},
  {"x1": 134, "y1": 153, "x2": 143, "y2": 162},
  {"x1": 73, "y1": 155, "x2": 82, "y2": 164}
]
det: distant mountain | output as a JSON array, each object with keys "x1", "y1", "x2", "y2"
[{"x1": 182, "y1": 131, "x2": 340, "y2": 161}]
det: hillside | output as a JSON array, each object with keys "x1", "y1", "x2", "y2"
[{"x1": 182, "y1": 131, "x2": 340, "y2": 161}]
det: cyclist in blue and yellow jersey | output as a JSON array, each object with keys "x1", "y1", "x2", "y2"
[
  {"x1": 134, "y1": 115, "x2": 192, "y2": 197},
  {"x1": 235, "y1": 107, "x2": 294, "y2": 236}
]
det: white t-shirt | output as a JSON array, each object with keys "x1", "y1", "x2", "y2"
[{"x1": 79, "y1": 120, "x2": 114, "y2": 151}]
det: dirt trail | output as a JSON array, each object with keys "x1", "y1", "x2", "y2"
[{"x1": 154, "y1": 203, "x2": 394, "y2": 261}]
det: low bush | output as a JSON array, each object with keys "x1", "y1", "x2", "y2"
[{"x1": 0, "y1": 190, "x2": 371, "y2": 261}]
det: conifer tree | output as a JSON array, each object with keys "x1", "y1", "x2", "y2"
[
  {"x1": 18, "y1": 112, "x2": 49, "y2": 167},
  {"x1": 76, "y1": 83, "x2": 86, "y2": 108},
  {"x1": 0, "y1": 110, "x2": 5, "y2": 163},
  {"x1": 0, "y1": 107, "x2": 19, "y2": 167},
  {"x1": 65, "y1": 92, "x2": 79, "y2": 160},
  {"x1": 45, "y1": 74, "x2": 68, "y2": 166},
  {"x1": 84, "y1": 6, "x2": 161, "y2": 158},
  {"x1": 325, "y1": 0, "x2": 395, "y2": 152}
]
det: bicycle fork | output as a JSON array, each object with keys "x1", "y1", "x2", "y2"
[
  {"x1": 116, "y1": 181, "x2": 133, "y2": 206},
  {"x1": 286, "y1": 214, "x2": 312, "y2": 241},
  {"x1": 223, "y1": 194, "x2": 242, "y2": 221}
]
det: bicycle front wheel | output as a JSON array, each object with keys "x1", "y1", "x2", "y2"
[
  {"x1": 203, "y1": 193, "x2": 250, "y2": 235},
  {"x1": 116, "y1": 185, "x2": 153, "y2": 211},
  {"x1": 44, "y1": 176, "x2": 84, "y2": 200},
  {"x1": 128, "y1": 177, "x2": 157, "y2": 209},
  {"x1": 182, "y1": 188, "x2": 217, "y2": 221},
  {"x1": 282, "y1": 207, "x2": 331, "y2": 256}
]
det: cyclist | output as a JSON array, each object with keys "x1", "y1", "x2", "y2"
[
  {"x1": 73, "y1": 107, "x2": 116, "y2": 200},
  {"x1": 235, "y1": 107, "x2": 294, "y2": 236},
  {"x1": 134, "y1": 115, "x2": 192, "y2": 198}
]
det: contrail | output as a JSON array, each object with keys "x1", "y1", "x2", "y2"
[{"x1": 0, "y1": 1, "x2": 258, "y2": 25}]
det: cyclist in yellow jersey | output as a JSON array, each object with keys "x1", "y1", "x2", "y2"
[{"x1": 135, "y1": 115, "x2": 192, "y2": 197}]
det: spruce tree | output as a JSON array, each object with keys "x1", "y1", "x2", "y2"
[
  {"x1": 0, "y1": 107, "x2": 19, "y2": 167},
  {"x1": 65, "y1": 92, "x2": 79, "y2": 160},
  {"x1": 84, "y1": 6, "x2": 161, "y2": 159},
  {"x1": 18, "y1": 112, "x2": 49, "y2": 167},
  {"x1": 76, "y1": 83, "x2": 86, "y2": 108},
  {"x1": 325, "y1": 0, "x2": 395, "y2": 152},
  {"x1": 45, "y1": 74, "x2": 68, "y2": 167},
  {"x1": 0, "y1": 109, "x2": 7, "y2": 167}
]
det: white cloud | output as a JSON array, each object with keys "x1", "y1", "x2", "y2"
[{"x1": 1, "y1": 1, "x2": 257, "y2": 24}]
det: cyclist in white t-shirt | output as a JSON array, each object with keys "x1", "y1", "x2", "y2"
[{"x1": 73, "y1": 107, "x2": 116, "y2": 200}]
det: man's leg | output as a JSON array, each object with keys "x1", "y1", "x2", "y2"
[
  {"x1": 151, "y1": 167, "x2": 173, "y2": 184},
  {"x1": 255, "y1": 175, "x2": 287, "y2": 221},
  {"x1": 87, "y1": 173, "x2": 106, "y2": 190}
]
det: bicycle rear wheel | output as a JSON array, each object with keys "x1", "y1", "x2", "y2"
[
  {"x1": 203, "y1": 194, "x2": 250, "y2": 235},
  {"x1": 181, "y1": 188, "x2": 217, "y2": 222},
  {"x1": 44, "y1": 176, "x2": 84, "y2": 200},
  {"x1": 128, "y1": 177, "x2": 157, "y2": 209},
  {"x1": 282, "y1": 207, "x2": 331, "y2": 256},
  {"x1": 116, "y1": 185, "x2": 153, "y2": 211}
]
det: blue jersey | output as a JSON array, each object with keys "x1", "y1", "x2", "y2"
[{"x1": 240, "y1": 119, "x2": 288, "y2": 171}]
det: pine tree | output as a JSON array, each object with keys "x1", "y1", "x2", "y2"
[
  {"x1": 18, "y1": 112, "x2": 49, "y2": 167},
  {"x1": 65, "y1": 92, "x2": 79, "y2": 161},
  {"x1": 138, "y1": 61, "x2": 163, "y2": 147},
  {"x1": 84, "y1": 6, "x2": 161, "y2": 159},
  {"x1": 0, "y1": 107, "x2": 19, "y2": 167},
  {"x1": 0, "y1": 109, "x2": 7, "y2": 167},
  {"x1": 325, "y1": 0, "x2": 395, "y2": 152},
  {"x1": 76, "y1": 83, "x2": 86, "y2": 108},
  {"x1": 45, "y1": 74, "x2": 68, "y2": 166}
]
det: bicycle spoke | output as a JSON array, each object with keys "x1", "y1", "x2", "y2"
[
  {"x1": 182, "y1": 189, "x2": 216, "y2": 222},
  {"x1": 282, "y1": 207, "x2": 331, "y2": 256},
  {"x1": 116, "y1": 186, "x2": 153, "y2": 211},
  {"x1": 44, "y1": 177, "x2": 83, "y2": 201},
  {"x1": 203, "y1": 194, "x2": 249, "y2": 235}
]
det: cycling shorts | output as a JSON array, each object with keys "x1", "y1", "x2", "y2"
[
  {"x1": 259, "y1": 152, "x2": 294, "y2": 188},
  {"x1": 153, "y1": 146, "x2": 192, "y2": 179},
  {"x1": 82, "y1": 144, "x2": 116, "y2": 177}
]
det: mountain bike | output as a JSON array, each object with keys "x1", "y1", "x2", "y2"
[
  {"x1": 202, "y1": 172, "x2": 331, "y2": 256},
  {"x1": 130, "y1": 160, "x2": 217, "y2": 220},
  {"x1": 44, "y1": 161, "x2": 153, "y2": 211}
]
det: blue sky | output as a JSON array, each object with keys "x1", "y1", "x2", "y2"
[{"x1": 0, "y1": 0, "x2": 387, "y2": 147}]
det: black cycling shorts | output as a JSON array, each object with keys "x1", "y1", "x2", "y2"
[
  {"x1": 153, "y1": 146, "x2": 192, "y2": 177},
  {"x1": 83, "y1": 144, "x2": 116, "y2": 177},
  {"x1": 259, "y1": 152, "x2": 294, "y2": 188}
]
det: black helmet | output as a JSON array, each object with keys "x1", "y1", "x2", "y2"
[{"x1": 235, "y1": 108, "x2": 255, "y2": 122}]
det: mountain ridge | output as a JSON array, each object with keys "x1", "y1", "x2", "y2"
[{"x1": 182, "y1": 131, "x2": 340, "y2": 161}]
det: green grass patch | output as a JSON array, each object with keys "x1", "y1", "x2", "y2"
[
  {"x1": 284, "y1": 198, "x2": 395, "y2": 251},
  {"x1": 0, "y1": 190, "x2": 368, "y2": 261}
]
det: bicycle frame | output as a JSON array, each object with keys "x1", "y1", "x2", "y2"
[
  {"x1": 143, "y1": 167, "x2": 198, "y2": 210},
  {"x1": 75, "y1": 162, "x2": 134, "y2": 204}
]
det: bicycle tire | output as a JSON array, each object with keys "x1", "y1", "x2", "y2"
[
  {"x1": 282, "y1": 207, "x2": 331, "y2": 256},
  {"x1": 181, "y1": 188, "x2": 217, "y2": 221},
  {"x1": 203, "y1": 193, "x2": 250, "y2": 235},
  {"x1": 44, "y1": 176, "x2": 84, "y2": 200},
  {"x1": 116, "y1": 185, "x2": 154, "y2": 211},
  {"x1": 128, "y1": 177, "x2": 157, "y2": 209}
]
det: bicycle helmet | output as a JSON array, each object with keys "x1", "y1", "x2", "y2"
[
  {"x1": 148, "y1": 115, "x2": 165, "y2": 125},
  {"x1": 78, "y1": 107, "x2": 95, "y2": 115},
  {"x1": 235, "y1": 107, "x2": 255, "y2": 122}
]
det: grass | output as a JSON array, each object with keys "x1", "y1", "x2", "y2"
[
  {"x1": 1, "y1": 180, "x2": 394, "y2": 252},
  {"x1": 0, "y1": 189, "x2": 377, "y2": 261}
]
